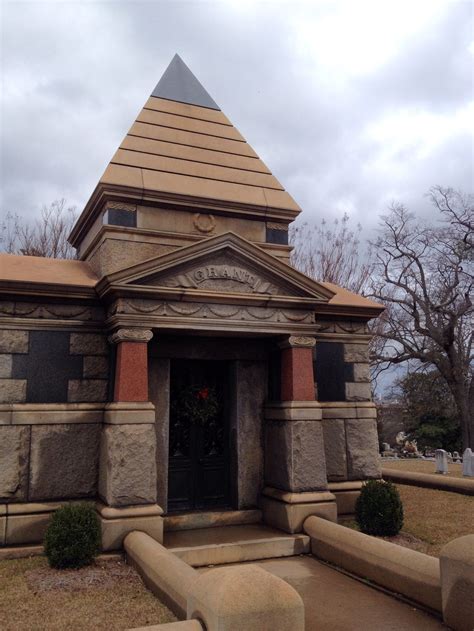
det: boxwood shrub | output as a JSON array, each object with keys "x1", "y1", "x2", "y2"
[
  {"x1": 355, "y1": 480, "x2": 404, "y2": 536},
  {"x1": 44, "y1": 503, "x2": 101, "y2": 569}
]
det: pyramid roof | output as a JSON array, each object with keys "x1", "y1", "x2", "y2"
[{"x1": 70, "y1": 55, "x2": 300, "y2": 247}]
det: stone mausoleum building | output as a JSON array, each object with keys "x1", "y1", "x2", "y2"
[{"x1": 0, "y1": 55, "x2": 383, "y2": 550}]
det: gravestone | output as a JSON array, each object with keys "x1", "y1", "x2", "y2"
[
  {"x1": 452, "y1": 451, "x2": 461, "y2": 462},
  {"x1": 435, "y1": 449, "x2": 449, "y2": 475},
  {"x1": 462, "y1": 448, "x2": 474, "y2": 477}
]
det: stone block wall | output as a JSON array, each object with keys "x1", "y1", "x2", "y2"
[
  {"x1": 0, "y1": 416, "x2": 101, "y2": 505},
  {"x1": 314, "y1": 334, "x2": 380, "y2": 483},
  {"x1": 0, "y1": 330, "x2": 109, "y2": 404}
]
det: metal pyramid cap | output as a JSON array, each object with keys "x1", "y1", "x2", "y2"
[{"x1": 151, "y1": 54, "x2": 220, "y2": 111}]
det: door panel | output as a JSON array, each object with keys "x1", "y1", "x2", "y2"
[{"x1": 168, "y1": 359, "x2": 231, "y2": 512}]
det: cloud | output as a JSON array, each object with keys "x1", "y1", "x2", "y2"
[{"x1": 1, "y1": 0, "x2": 472, "y2": 241}]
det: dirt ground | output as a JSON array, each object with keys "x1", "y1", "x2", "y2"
[{"x1": 0, "y1": 556, "x2": 176, "y2": 631}]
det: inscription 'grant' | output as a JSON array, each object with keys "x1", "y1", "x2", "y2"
[{"x1": 193, "y1": 266, "x2": 258, "y2": 288}]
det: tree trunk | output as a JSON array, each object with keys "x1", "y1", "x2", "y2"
[{"x1": 447, "y1": 378, "x2": 473, "y2": 450}]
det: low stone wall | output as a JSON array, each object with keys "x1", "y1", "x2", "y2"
[
  {"x1": 304, "y1": 515, "x2": 441, "y2": 612},
  {"x1": 125, "y1": 531, "x2": 197, "y2": 618},
  {"x1": 382, "y1": 468, "x2": 474, "y2": 496},
  {"x1": 124, "y1": 531, "x2": 304, "y2": 631}
]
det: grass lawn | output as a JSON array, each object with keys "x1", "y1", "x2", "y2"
[
  {"x1": 382, "y1": 458, "x2": 465, "y2": 479},
  {"x1": 394, "y1": 483, "x2": 474, "y2": 557},
  {"x1": 0, "y1": 556, "x2": 176, "y2": 631}
]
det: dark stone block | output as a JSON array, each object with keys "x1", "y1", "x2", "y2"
[
  {"x1": 314, "y1": 342, "x2": 346, "y2": 402},
  {"x1": 12, "y1": 331, "x2": 82, "y2": 403}
]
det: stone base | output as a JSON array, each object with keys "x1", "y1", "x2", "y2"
[
  {"x1": 328, "y1": 481, "x2": 364, "y2": 516},
  {"x1": 96, "y1": 502, "x2": 164, "y2": 551},
  {"x1": 260, "y1": 487, "x2": 337, "y2": 533},
  {"x1": 1, "y1": 501, "x2": 83, "y2": 546}
]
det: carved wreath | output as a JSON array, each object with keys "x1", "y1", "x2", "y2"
[{"x1": 193, "y1": 213, "x2": 216, "y2": 234}]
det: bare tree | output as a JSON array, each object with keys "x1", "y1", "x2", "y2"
[
  {"x1": 370, "y1": 186, "x2": 473, "y2": 449},
  {"x1": 290, "y1": 213, "x2": 374, "y2": 294},
  {"x1": 1, "y1": 199, "x2": 77, "y2": 259}
]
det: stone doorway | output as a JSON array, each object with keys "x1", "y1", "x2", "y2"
[{"x1": 167, "y1": 359, "x2": 232, "y2": 512}]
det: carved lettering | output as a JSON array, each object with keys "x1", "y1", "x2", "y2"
[{"x1": 190, "y1": 265, "x2": 262, "y2": 290}]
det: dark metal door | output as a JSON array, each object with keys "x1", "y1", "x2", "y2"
[{"x1": 168, "y1": 359, "x2": 231, "y2": 512}]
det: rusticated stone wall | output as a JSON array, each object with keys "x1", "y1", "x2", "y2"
[{"x1": 0, "y1": 409, "x2": 102, "y2": 505}]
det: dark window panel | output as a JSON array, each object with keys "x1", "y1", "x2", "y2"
[
  {"x1": 314, "y1": 341, "x2": 346, "y2": 402},
  {"x1": 105, "y1": 208, "x2": 137, "y2": 228},
  {"x1": 266, "y1": 227, "x2": 289, "y2": 245}
]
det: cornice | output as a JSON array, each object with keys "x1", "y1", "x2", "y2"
[
  {"x1": 0, "y1": 280, "x2": 98, "y2": 301},
  {"x1": 69, "y1": 182, "x2": 300, "y2": 249}
]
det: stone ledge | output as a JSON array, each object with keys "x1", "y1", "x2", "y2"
[
  {"x1": 320, "y1": 402, "x2": 376, "y2": 420},
  {"x1": 262, "y1": 486, "x2": 334, "y2": 505},
  {"x1": 328, "y1": 481, "x2": 364, "y2": 492},
  {"x1": 265, "y1": 401, "x2": 322, "y2": 421},
  {"x1": 383, "y1": 468, "x2": 474, "y2": 496},
  {"x1": 103, "y1": 402, "x2": 156, "y2": 424},
  {"x1": 96, "y1": 502, "x2": 163, "y2": 519},
  {"x1": 0, "y1": 403, "x2": 105, "y2": 425}
]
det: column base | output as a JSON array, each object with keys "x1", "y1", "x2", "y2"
[
  {"x1": 260, "y1": 487, "x2": 337, "y2": 533},
  {"x1": 96, "y1": 502, "x2": 164, "y2": 551},
  {"x1": 328, "y1": 481, "x2": 364, "y2": 516}
]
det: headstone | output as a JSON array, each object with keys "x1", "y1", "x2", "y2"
[
  {"x1": 435, "y1": 449, "x2": 449, "y2": 474},
  {"x1": 462, "y1": 448, "x2": 474, "y2": 477},
  {"x1": 453, "y1": 451, "x2": 460, "y2": 462},
  {"x1": 382, "y1": 442, "x2": 391, "y2": 452}
]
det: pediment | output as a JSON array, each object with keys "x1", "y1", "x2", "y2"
[{"x1": 104, "y1": 232, "x2": 335, "y2": 302}]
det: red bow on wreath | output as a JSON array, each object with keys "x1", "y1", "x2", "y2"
[{"x1": 197, "y1": 387, "x2": 209, "y2": 400}]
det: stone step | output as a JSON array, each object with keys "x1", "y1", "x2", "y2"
[
  {"x1": 164, "y1": 524, "x2": 310, "y2": 567},
  {"x1": 163, "y1": 509, "x2": 262, "y2": 532}
]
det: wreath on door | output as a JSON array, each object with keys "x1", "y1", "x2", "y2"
[{"x1": 171, "y1": 385, "x2": 220, "y2": 427}]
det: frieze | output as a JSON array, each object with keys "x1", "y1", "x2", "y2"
[
  {"x1": 0, "y1": 302, "x2": 104, "y2": 322},
  {"x1": 109, "y1": 299, "x2": 315, "y2": 325},
  {"x1": 316, "y1": 321, "x2": 369, "y2": 335}
]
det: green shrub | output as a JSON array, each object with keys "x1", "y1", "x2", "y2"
[
  {"x1": 355, "y1": 480, "x2": 404, "y2": 536},
  {"x1": 44, "y1": 503, "x2": 101, "y2": 569}
]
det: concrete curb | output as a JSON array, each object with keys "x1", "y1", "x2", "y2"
[
  {"x1": 304, "y1": 515, "x2": 441, "y2": 612},
  {"x1": 382, "y1": 468, "x2": 474, "y2": 496}
]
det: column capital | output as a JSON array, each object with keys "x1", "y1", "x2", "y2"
[
  {"x1": 108, "y1": 328, "x2": 153, "y2": 345},
  {"x1": 279, "y1": 335, "x2": 316, "y2": 350}
]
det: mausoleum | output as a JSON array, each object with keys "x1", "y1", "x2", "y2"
[{"x1": 0, "y1": 55, "x2": 384, "y2": 550}]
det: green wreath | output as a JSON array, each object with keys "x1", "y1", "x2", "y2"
[{"x1": 172, "y1": 385, "x2": 219, "y2": 426}]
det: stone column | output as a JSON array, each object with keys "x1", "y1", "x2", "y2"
[
  {"x1": 280, "y1": 335, "x2": 316, "y2": 401},
  {"x1": 98, "y1": 328, "x2": 163, "y2": 550},
  {"x1": 110, "y1": 328, "x2": 153, "y2": 401},
  {"x1": 261, "y1": 336, "x2": 337, "y2": 533}
]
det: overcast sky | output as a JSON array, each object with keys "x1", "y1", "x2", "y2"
[{"x1": 1, "y1": 0, "x2": 473, "y2": 237}]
